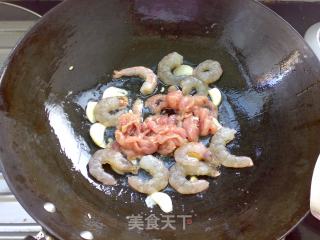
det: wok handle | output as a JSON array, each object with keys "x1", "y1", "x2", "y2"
[{"x1": 310, "y1": 154, "x2": 320, "y2": 220}]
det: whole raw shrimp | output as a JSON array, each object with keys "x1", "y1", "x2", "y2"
[
  {"x1": 145, "y1": 94, "x2": 168, "y2": 114},
  {"x1": 88, "y1": 146, "x2": 139, "y2": 185},
  {"x1": 180, "y1": 76, "x2": 208, "y2": 96},
  {"x1": 128, "y1": 155, "x2": 169, "y2": 194},
  {"x1": 174, "y1": 142, "x2": 220, "y2": 176},
  {"x1": 169, "y1": 163, "x2": 217, "y2": 194},
  {"x1": 113, "y1": 66, "x2": 157, "y2": 95},
  {"x1": 157, "y1": 52, "x2": 186, "y2": 85},
  {"x1": 94, "y1": 96, "x2": 128, "y2": 127},
  {"x1": 193, "y1": 60, "x2": 223, "y2": 84},
  {"x1": 209, "y1": 127, "x2": 254, "y2": 168}
]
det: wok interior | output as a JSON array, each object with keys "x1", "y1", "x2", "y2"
[{"x1": 0, "y1": 0, "x2": 320, "y2": 239}]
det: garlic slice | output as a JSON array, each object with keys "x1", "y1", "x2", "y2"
[
  {"x1": 86, "y1": 101, "x2": 97, "y2": 123},
  {"x1": 89, "y1": 123, "x2": 107, "y2": 148},
  {"x1": 173, "y1": 65, "x2": 193, "y2": 76},
  {"x1": 148, "y1": 192, "x2": 173, "y2": 213},
  {"x1": 209, "y1": 87, "x2": 222, "y2": 106}
]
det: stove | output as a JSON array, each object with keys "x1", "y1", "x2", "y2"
[{"x1": 0, "y1": 1, "x2": 320, "y2": 239}]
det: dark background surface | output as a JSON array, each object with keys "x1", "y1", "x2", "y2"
[{"x1": 2, "y1": 1, "x2": 320, "y2": 240}]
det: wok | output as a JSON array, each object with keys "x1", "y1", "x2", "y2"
[{"x1": 1, "y1": 0, "x2": 320, "y2": 239}]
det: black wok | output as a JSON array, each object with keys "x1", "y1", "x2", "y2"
[{"x1": 0, "y1": 0, "x2": 320, "y2": 239}]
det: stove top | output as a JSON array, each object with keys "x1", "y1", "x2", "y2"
[{"x1": 0, "y1": 1, "x2": 320, "y2": 240}]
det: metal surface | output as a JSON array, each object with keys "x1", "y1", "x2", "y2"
[{"x1": 1, "y1": 0, "x2": 320, "y2": 240}]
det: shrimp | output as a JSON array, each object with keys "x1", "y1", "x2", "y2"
[
  {"x1": 113, "y1": 66, "x2": 157, "y2": 95},
  {"x1": 193, "y1": 60, "x2": 223, "y2": 84},
  {"x1": 180, "y1": 76, "x2": 208, "y2": 96},
  {"x1": 169, "y1": 164, "x2": 211, "y2": 194},
  {"x1": 94, "y1": 96, "x2": 128, "y2": 127},
  {"x1": 174, "y1": 142, "x2": 220, "y2": 176},
  {"x1": 157, "y1": 52, "x2": 185, "y2": 85},
  {"x1": 128, "y1": 155, "x2": 169, "y2": 194},
  {"x1": 209, "y1": 127, "x2": 254, "y2": 168},
  {"x1": 88, "y1": 146, "x2": 139, "y2": 185},
  {"x1": 145, "y1": 94, "x2": 168, "y2": 114},
  {"x1": 174, "y1": 142, "x2": 210, "y2": 168},
  {"x1": 132, "y1": 98, "x2": 144, "y2": 117}
]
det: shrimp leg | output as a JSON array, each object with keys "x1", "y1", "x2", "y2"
[{"x1": 209, "y1": 127, "x2": 254, "y2": 168}]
